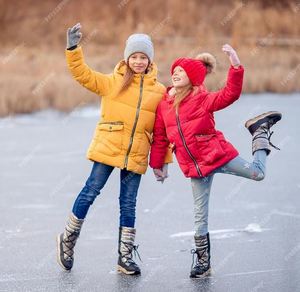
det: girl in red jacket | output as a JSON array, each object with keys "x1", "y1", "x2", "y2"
[{"x1": 149, "y1": 44, "x2": 282, "y2": 278}]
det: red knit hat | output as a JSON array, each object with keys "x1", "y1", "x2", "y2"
[{"x1": 171, "y1": 58, "x2": 207, "y2": 86}]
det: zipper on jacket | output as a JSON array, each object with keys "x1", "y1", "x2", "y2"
[
  {"x1": 175, "y1": 108, "x2": 202, "y2": 177},
  {"x1": 124, "y1": 75, "x2": 145, "y2": 168}
]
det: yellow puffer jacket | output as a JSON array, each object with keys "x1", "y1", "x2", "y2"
[{"x1": 66, "y1": 46, "x2": 172, "y2": 174}]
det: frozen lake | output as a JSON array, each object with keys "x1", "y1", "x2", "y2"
[{"x1": 0, "y1": 93, "x2": 299, "y2": 291}]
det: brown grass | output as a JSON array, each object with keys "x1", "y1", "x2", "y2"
[{"x1": 1, "y1": 0, "x2": 299, "y2": 117}]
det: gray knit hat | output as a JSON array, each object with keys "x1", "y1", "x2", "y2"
[{"x1": 124, "y1": 33, "x2": 154, "y2": 63}]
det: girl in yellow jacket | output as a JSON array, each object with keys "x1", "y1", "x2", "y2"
[{"x1": 56, "y1": 23, "x2": 171, "y2": 275}]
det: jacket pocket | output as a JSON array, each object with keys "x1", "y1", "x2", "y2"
[
  {"x1": 98, "y1": 122, "x2": 124, "y2": 131},
  {"x1": 195, "y1": 134, "x2": 225, "y2": 165},
  {"x1": 94, "y1": 121, "x2": 124, "y2": 156}
]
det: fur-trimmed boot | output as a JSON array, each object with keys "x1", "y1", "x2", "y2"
[
  {"x1": 56, "y1": 213, "x2": 84, "y2": 270},
  {"x1": 117, "y1": 227, "x2": 141, "y2": 275},
  {"x1": 190, "y1": 232, "x2": 211, "y2": 278},
  {"x1": 245, "y1": 111, "x2": 282, "y2": 155}
]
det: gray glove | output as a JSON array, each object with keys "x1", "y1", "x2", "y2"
[
  {"x1": 66, "y1": 23, "x2": 82, "y2": 49},
  {"x1": 153, "y1": 163, "x2": 169, "y2": 183}
]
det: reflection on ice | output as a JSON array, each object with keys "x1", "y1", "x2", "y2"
[{"x1": 170, "y1": 223, "x2": 270, "y2": 239}]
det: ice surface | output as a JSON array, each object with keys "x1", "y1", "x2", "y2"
[{"x1": 0, "y1": 94, "x2": 299, "y2": 291}]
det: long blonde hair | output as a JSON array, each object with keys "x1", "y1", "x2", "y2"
[
  {"x1": 118, "y1": 60, "x2": 135, "y2": 93},
  {"x1": 173, "y1": 52, "x2": 216, "y2": 109},
  {"x1": 173, "y1": 85, "x2": 193, "y2": 109},
  {"x1": 118, "y1": 59, "x2": 151, "y2": 94}
]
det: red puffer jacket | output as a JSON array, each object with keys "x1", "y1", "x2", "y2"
[{"x1": 149, "y1": 65, "x2": 244, "y2": 178}]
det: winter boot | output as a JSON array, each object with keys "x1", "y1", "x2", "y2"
[
  {"x1": 190, "y1": 232, "x2": 211, "y2": 278},
  {"x1": 117, "y1": 227, "x2": 141, "y2": 275},
  {"x1": 56, "y1": 213, "x2": 84, "y2": 270},
  {"x1": 245, "y1": 111, "x2": 282, "y2": 155}
]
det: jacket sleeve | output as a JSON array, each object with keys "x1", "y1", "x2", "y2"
[
  {"x1": 149, "y1": 102, "x2": 171, "y2": 169},
  {"x1": 204, "y1": 65, "x2": 244, "y2": 112},
  {"x1": 65, "y1": 46, "x2": 113, "y2": 96}
]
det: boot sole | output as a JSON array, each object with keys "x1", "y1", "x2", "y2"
[
  {"x1": 117, "y1": 265, "x2": 141, "y2": 275},
  {"x1": 56, "y1": 234, "x2": 71, "y2": 271},
  {"x1": 245, "y1": 111, "x2": 282, "y2": 134},
  {"x1": 190, "y1": 267, "x2": 212, "y2": 278}
]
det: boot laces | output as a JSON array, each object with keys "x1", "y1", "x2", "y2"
[
  {"x1": 191, "y1": 248, "x2": 208, "y2": 270},
  {"x1": 62, "y1": 230, "x2": 79, "y2": 260},
  {"x1": 253, "y1": 122, "x2": 280, "y2": 151},
  {"x1": 121, "y1": 240, "x2": 142, "y2": 264}
]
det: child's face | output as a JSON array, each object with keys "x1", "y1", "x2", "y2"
[
  {"x1": 128, "y1": 53, "x2": 149, "y2": 74},
  {"x1": 172, "y1": 66, "x2": 191, "y2": 88}
]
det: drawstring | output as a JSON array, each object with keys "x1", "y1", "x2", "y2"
[
  {"x1": 253, "y1": 123, "x2": 280, "y2": 151},
  {"x1": 268, "y1": 131, "x2": 280, "y2": 150},
  {"x1": 121, "y1": 240, "x2": 142, "y2": 263}
]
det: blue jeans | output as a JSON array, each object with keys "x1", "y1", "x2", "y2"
[
  {"x1": 191, "y1": 150, "x2": 267, "y2": 236},
  {"x1": 72, "y1": 162, "x2": 142, "y2": 227}
]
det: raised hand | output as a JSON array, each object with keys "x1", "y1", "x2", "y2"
[
  {"x1": 66, "y1": 23, "x2": 82, "y2": 49},
  {"x1": 222, "y1": 44, "x2": 241, "y2": 67}
]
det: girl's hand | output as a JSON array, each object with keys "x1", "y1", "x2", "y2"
[
  {"x1": 222, "y1": 44, "x2": 241, "y2": 68},
  {"x1": 67, "y1": 23, "x2": 82, "y2": 49},
  {"x1": 153, "y1": 164, "x2": 169, "y2": 183}
]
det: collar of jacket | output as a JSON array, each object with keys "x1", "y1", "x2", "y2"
[
  {"x1": 164, "y1": 85, "x2": 208, "y2": 105},
  {"x1": 165, "y1": 86, "x2": 175, "y2": 104},
  {"x1": 114, "y1": 60, "x2": 158, "y2": 85}
]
